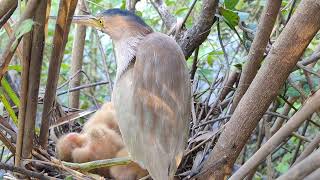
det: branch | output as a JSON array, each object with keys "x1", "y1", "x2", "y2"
[
  {"x1": 0, "y1": 0, "x2": 17, "y2": 18},
  {"x1": 0, "y1": 162, "x2": 55, "y2": 180},
  {"x1": 0, "y1": 0, "x2": 17, "y2": 29},
  {"x1": 126, "y1": 0, "x2": 140, "y2": 12},
  {"x1": 21, "y1": 0, "x2": 49, "y2": 161},
  {"x1": 39, "y1": 0, "x2": 79, "y2": 148},
  {"x1": 0, "y1": 0, "x2": 41, "y2": 81},
  {"x1": 230, "y1": 0, "x2": 282, "y2": 113},
  {"x1": 229, "y1": 88, "x2": 320, "y2": 179},
  {"x1": 150, "y1": 0, "x2": 176, "y2": 31},
  {"x1": 62, "y1": 157, "x2": 131, "y2": 172},
  {"x1": 177, "y1": 0, "x2": 218, "y2": 58},
  {"x1": 200, "y1": 0, "x2": 320, "y2": 178},
  {"x1": 151, "y1": 0, "x2": 218, "y2": 58},
  {"x1": 69, "y1": 0, "x2": 87, "y2": 109},
  {"x1": 57, "y1": 81, "x2": 109, "y2": 96},
  {"x1": 293, "y1": 134, "x2": 320, "y2": 165},
  {"x1": 278, "y1": 148, "x2": 320, "y2": 180}
]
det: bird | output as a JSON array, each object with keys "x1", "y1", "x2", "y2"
[
  {"x1": 56, "y1": 102, "x2": 123, "y2": 177},
  {"x1": 73, "y1": 9, "x2": 191, "y2": 180},
  {"x1": 56, "y1": 102, "x2": 148, "y2": 179}
]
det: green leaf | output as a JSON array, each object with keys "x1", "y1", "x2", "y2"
[
  {"x1": 0, "y1": 90, "x2": 18, "y2": 125},
  {"x1": 175, "y1": 7, "x2": 189, "y2": 16},
  {"x1": 220, "y1": 7, "x2": 239, "y2": 29},
  {"x1": 1, "y1": 78, "x2": 20, "y2": 107},
  {"x1": 120, "y1": 0, "x2": 126, "y2": 10},
  {"x1": 8, "y1": 65, "x2": 22, "y2": 72},
  {"x1": 207, "y1": 55, "x2": 213, "y2": 66},
  {"x1": 233, "y1": 63, "x2": 242, "y2": 70},
  {"x1": 135, "y1": 11, "x2": 143, "y2": 17},
  {"x1": 225, "y1": 0, "x2": 239, "y2": 9},
  {"x1": 11, "y1": 19, "x2": 35, "y2": 51},
  {"x1": 64, "y1": 176, "x2": 73, "y2": 180},
  {"x1": 165, "y1": 0, "x2": 175, "y2": 6}
]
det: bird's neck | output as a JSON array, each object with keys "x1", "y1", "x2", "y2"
[{"x1": 114, "y1": 35, "x2": 146, "y2": 81}]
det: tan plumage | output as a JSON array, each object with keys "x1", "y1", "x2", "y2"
[{"x1": 73, "y1": 9, "x2": 191, "y2": 180}]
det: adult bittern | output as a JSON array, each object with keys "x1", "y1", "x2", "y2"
[{"x1": 73, "y1": 9, "x2": 191, "y2": 180}]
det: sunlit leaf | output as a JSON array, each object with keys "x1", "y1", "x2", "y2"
[
  {"x1": 225, "y1": 0, "x2": 239, "y2": 10},
  {"x1": 8, "y1": 65, "x2": 22, "y2": 72},
  {"x1": 175, "y1": 7, "x2": 189, "y2": 16},
  {"x1": 220, "y1": 7, "x2": 239, "y2": 29},
  {"x1": 0, "y1": 90, "x2": 18, "y2": 125},
  {"x1": 1, "y1": 78, "x2": 20, "y2": 107}
]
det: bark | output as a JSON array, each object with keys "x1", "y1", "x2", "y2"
[
  {"x1": 293, "y1": 134, "x2": 320, "y2": 165},
  {"x1": 12, "y1": 0, "x2": 42, "y2": 167},
  {"x1": 230, "y1": 0, "x2": 282, "y2": 114},
  {"x1": 270, "y1": 97, "x2": 297, "y2": 135},
  {"x1": 305, "y1": 168, "x2": 320, "y2": 180},
  {"x1": 152, "y1": 0, "x2": 218, "y2": 58},
  {"x1": 219, "y1": 70, "x2": 240, "y2": 102},
  {"x1": 126, "y1": 0, "x2": 139, "y2": 12},
  {"x1": 39, "y1": 0, "x2": 78, "y2": 148},
  {"x1": 69, "y1": 0, "x2": 86, "y2": 109},
  {"x1": 176, "y1": 0, "x2": 218, "y2": 58},
  {"x1": 0, "y1": 0, "x2": 17, "y2": 18},
  {"x1": 150, "y1": 0, "x2": 177, "y2": 31},
  {"x1": 0, "y1": 0, "x2": 41, "y2": 81},
  {"x1": 0, "y1": 0, "x2": 17, "y2": 29},
  {"x1": 21, "y1": 0, "x2": 47, "y2": 160},
  {"x1": 277, "y1": 149, "x2": 320, "y2": 180},
  {"x1": 3, "y1": 22, "x2": 23, "y2": 62},
  {"x1": 230, "y1": 88, "x2": 320, "y2": 179},
  {"x1": 200, "y1": 0, "x2": 320, "y2": 179}
]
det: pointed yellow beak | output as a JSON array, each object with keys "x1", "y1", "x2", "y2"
[{"x1": 72, "y1": 15, "x2": 103, "y2": 30}]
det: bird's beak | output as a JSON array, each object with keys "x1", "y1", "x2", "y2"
[{"x1": 72, "y1": 15, "x2": 103, "y2": 30}]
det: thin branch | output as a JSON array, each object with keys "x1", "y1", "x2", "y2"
[
  {"x1": 150, "y1": 0, "x2": 176, "y2": 31},
  {"x1": 0, "y1": 162, "x2": 56, "y2": 180},
  {"x1": 57, "y1": 81, "x2": 109, "y2": 96},
  {"x1": 0, "y1": 0, "x2": 41, "y2": 81},
  {"x1": 229, "y1": 88, "x2": 320, "y2": 179},
  {"x1": 294, "y1": 134, "x2": 320, "y2": 165},
  {"x1": 39, "y1": 0, "x2": 79, "y2": 148},
  {"x1": 62, "y1": 157, "x2": 131, "y2": 172},
  {"x1": 278, "y1": 148, "x2": 320, "y2": 180}
]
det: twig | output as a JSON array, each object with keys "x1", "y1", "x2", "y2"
[
  {"x1": 0, "y1": 130, "x2": 15, "y2": 154},
  {"x1": 190, "y1": 47, "x2": 199, "y2": 81},
  {"x1": 62, "y1": 157, "x2": 131, "y2": 172},
  {"x1": 0, "y1": 162, "x2": 56, "y2": 180},
  {"x1": 291, "y1": 120, "x2": 310, "y2": 164},
  {"x1": 193, "y1": 156, "x2": 228, "y2": 179},
  {"x1": 150, "y1": 0, "x2": 176, "y2": 30},
  {"x1": 229, "y1": 88, "x2": 320, "y2": 179},
  {"x1": 0, "y1": 0, "x2": 41, "y2": 81},
  {"x1": 193, "y1": 115, "x2": 231, "y2": 129},
  {"x1": 0, "y1": 1, "x2": 17, "y2": 29},
  {"x1": 278, "y1": 148, "x2": 320, "y2": 180},
  {"x1": 57, "y1": 81, "x2": 109, "y2": 96},
  {"x1": 294, "y1": 134, "x2": 320, "y2": 165}
]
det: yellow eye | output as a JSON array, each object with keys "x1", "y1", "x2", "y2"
[{"x1": 99, "y1": 19, "x2": 103, "y2": 25}]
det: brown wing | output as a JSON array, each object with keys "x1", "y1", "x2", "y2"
[{"x1": 116, "y1": 32, "x2": 191, "y2": 180}]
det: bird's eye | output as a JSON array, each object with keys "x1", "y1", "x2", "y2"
[{"x1": 99, "y1": 20, "x2": 103, "y2": 25}]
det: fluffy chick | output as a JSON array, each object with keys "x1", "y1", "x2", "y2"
[{"x1": 83, "y1": 102, "x2": 120, "y2": 134}]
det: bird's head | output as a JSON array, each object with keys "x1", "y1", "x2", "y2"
[{"x1": 73, "y1": 8, "x2": 153, "y2": 41}]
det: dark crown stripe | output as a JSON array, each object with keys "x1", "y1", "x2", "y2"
[{"x1": 98, "y1": 8, "x2": 149, "y2": 28}]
